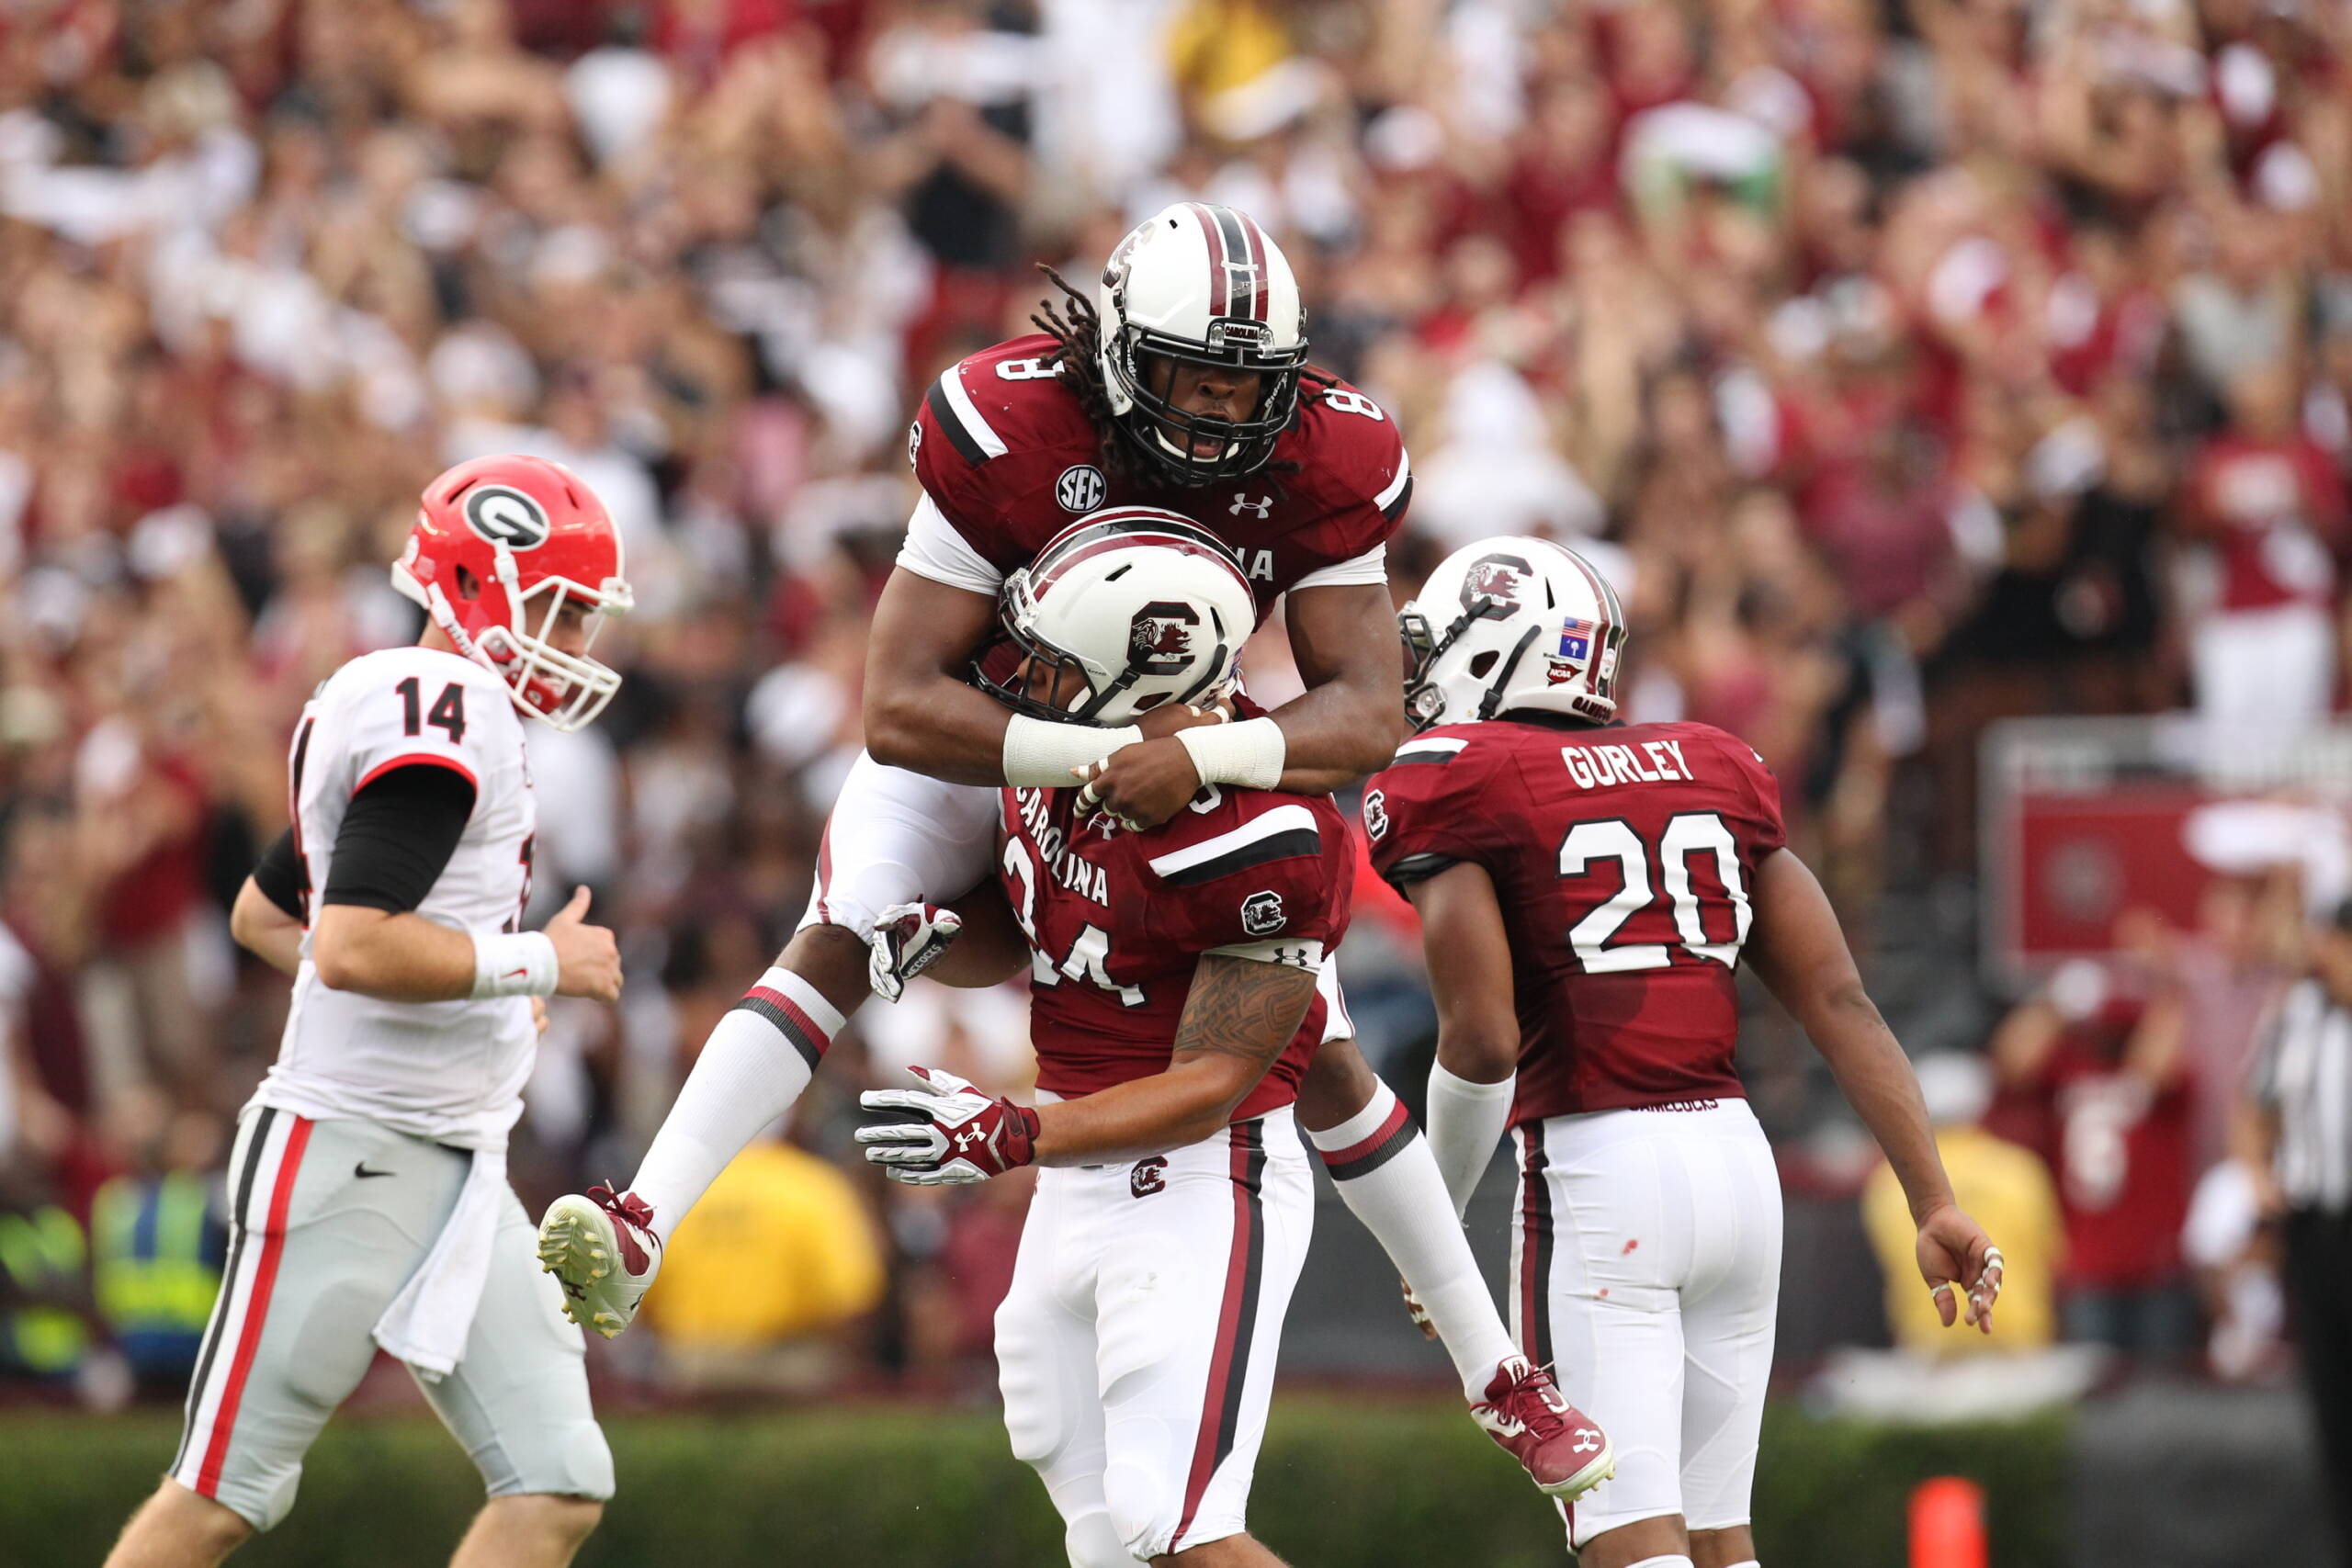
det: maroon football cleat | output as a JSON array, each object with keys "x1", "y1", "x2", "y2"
[{"x1": 1472, "y1": 1356, "x2": 1614, "y2": 1500}]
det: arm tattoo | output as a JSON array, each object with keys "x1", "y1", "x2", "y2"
[{"x1": 1171, "y1": 954, "x2": 1320, "y2": 1072}]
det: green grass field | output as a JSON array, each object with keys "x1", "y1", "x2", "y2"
[{"x1": 0, "y1": 1397, "x2": 2065, "y2": 1567}]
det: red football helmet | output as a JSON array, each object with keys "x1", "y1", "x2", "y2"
[{"x1": 392, "y1": 455, "x2": 634, "y2": 732}]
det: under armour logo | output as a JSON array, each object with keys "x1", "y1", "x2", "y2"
[
  {"x1": 955, "y1": 1126, "x2": 986, "y2": 1151},
  {"x1": 1229, "y1": 493, "x2": 1272, "y2": 519},
  {"x1": 1572, "y1": 1430, "x2": 1602, "y2": 1454}
]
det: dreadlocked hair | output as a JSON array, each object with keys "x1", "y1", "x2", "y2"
[
  {"x1": 1028, "y1": 263, "x2": 1338, "y2": 491},
  {"x1": 1031, "y1": 264, "x2": 1135, "y2": 480}
]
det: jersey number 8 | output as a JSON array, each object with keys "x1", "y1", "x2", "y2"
[{"x1": 1558, "y1": 813, "x2": 1752, "y2": 973}]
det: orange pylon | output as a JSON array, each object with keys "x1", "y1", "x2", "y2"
[{"x1": 1909, "y1": 1475, "x2": 1988, "y2": 1568}]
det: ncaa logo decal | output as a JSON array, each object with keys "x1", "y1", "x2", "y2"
[
  {"x1": 1363, "y1": 789, "x2": 1389, "y2": 841},
  {"x1": 1057, "y1": 464, "x2": 1106, "y2": 513},
  {"x1": 461, "y1": 484, "x2": 551, "y2": 550},
  {"x1": 1241, "y1": 890, "x2": 1286, "y2": 936},
  {"x1": 1130, "y1": 1156, "x2": 1168, "y2": 1198}
]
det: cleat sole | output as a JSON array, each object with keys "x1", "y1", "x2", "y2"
[
  {"x1": 1535, "y1": 1439, "x2": 1617, "y2": 1502},
  {"x1": 534, "y1": 1196, "x2": 650, "y2": 1340}
]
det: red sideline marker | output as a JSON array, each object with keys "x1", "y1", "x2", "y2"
[{"x1": 1910, "y1": 1475, "x2": 1987, "y2": 1568}]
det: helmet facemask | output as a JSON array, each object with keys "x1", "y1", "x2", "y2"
[
  {"x1": 429, "y1": 546, "x2": 634, "y2": 733},
  {"x1": 1103, "y1": 323, "x2": 1306, "y2": 489},
  {"x1": 1400, "y1": 597, "x2": 1543, "y2": 731}
]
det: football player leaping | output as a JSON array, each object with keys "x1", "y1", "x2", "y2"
[
  {"x1": 1366, "y1": 537, "x2": 2007, "y2": 1568},
  {"x1": 537, "y1": 206, "x2": 1608, "y2": 1500},
  {"x1": 104, "y1": 457, "x2": 629, "y2": 1568},
  {"x1": 854, "y1": 515, "x2": 1605, "y2": 1568}
]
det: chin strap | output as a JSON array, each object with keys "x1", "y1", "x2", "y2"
[
  {"x1": 1476, "y1": 625, "x2": 1546, "y2": 721},
  {"x1": 1403, "y1": 599, "x2": 1508, "y2": 726},
  {"x1": 424, "y1": 581, "x2": 488, "y2": 665}
]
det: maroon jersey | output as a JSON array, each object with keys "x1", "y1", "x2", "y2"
[
  {"x1": 2036, "y1": 999, "x2": 2191, "y2": 1291},
  {"x1": 908, "y1": 333, "x2": 1409, "y2": 617},
  {"x1": 999, "y1": 782, "x2": 1353, "y2": 1123},
  {"x1": 1364, "y1": 717, "x2": 1787, "y2": 1124}
]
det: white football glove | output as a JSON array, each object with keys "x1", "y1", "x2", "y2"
[
  {"x1": 866, "y1": 902, "x2": 965, "y2": 1003},
  {"x1": 856, "y1": 1066, "x2": 1042, "y2": 1185}
]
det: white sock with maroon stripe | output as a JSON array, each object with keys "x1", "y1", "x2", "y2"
[
  {"x1": 1308, "y1": 1080, "x2": 1521, "y2": 1401},
  {"x1": 628, "y1": 967, "x2": 843, "y2": 1235}
]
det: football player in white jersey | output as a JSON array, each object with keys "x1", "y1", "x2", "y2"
[{"x1": 104, "y1": 455, "x2": 633, "y2": 1568}]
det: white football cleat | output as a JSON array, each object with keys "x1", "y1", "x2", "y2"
[{"x1": 536, "y1": 1185, "x2": 662, "y2": 1339}]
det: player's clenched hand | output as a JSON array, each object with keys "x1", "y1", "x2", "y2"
[
  {"x1": 1136, "y1": 699, "x2": 1232, "y2": 741},
  {"x1": 857, "y1": 1066, "x2": 1041, "y2": 1184},
  {"x1": 545, "y1": 886, "x2": 623, "y2": 1003},
  {"x1": 1074, "y1": 736, "x2": 1204, "y2": 831},
  {"x1": 1916, "y1": 1202, "x2": 2003, "y2": 1335}
]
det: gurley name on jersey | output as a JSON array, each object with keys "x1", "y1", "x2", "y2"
[
  {"x1": 909, "y1": 333, "x2": 1409, "y2": 613},
  {"x1": 1562, "y1": 738, "x2": 1697, "y2": 789}
]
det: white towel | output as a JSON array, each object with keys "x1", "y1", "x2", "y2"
[{"x1": 373, "y1": 1145, "x2": 505, "y2": 1382}]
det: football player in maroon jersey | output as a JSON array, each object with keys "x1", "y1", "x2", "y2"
[
  {"x1": 1364, "y1": 536, "x2": 2006, "y2": 1568},
  {"x1": 537, "y1": 206, "x2": 1584, "y2": 1505},
  {"x1": 854, "y1": 517, "x2": 1608, "y2": 1568}
]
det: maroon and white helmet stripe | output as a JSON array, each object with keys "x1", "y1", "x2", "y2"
[
  {"x1": 1188, "y1": 202, "x2": 1270, "y2": 324},
  {"x1": 1031, "y1": 508, "x2": 1252, "y2": 599}
]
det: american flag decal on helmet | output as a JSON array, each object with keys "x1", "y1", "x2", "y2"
[{"x1": 1558, "y1": 617, "x2": 1595, "y2": 662}]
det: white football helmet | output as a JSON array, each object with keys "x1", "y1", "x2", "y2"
[
  {"x1": 981, "y1": 507, "x2": 1259, "y2": 726},
  {"x1": 1096, "y1": 202, "x2": 1308, "y2": 487},
  {"x1": 1399, "y1": 536, "x2": 1626, "y2": 730}
]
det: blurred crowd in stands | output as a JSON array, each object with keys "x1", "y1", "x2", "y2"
[{"x1": 6, "y1": 0, "x2": 2352, "y2": 1409}]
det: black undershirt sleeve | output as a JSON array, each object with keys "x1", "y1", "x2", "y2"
[
  {"x1": 1380, "y1": 851, "x2": 1464, "y2": 891},
  {"x1": 320, "y1": 765, "x2": 477, "y2": 914},
  {"x1": 251, "y1": 829, "x2": 305, "y2": 920}
]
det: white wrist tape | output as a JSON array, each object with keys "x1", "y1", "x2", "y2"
[
  {"x1": 1176, "y1": 716, "x2": 1286, "y2": 789},
  {"x1": 470, "y1": 931, "x2": 560, "y2": 998},
  {"x1": 1002, "y1": 714, "x2": 1143, "y2": 787}
]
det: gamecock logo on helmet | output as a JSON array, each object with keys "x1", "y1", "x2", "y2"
[
  {"x1": 1128, "y1": 602, "x2": 1200, "y2": 669},
  {"x1": 1102, "y1": 217, "x2": 1156, "y2": 297},
  {"x1": 1462, "y1": 552, "x2": 1533, "y2": 613},
  {"x1": 460, "y1": 484, "x2": 552, "y2": 550}
]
